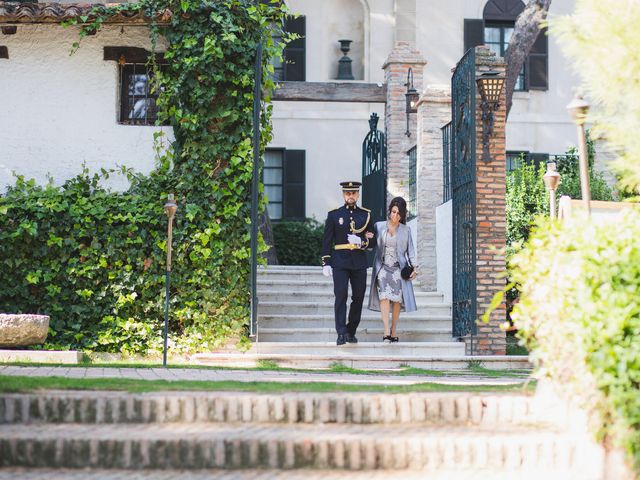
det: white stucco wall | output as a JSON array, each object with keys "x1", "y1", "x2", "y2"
[
  {"x1": 0, "y1": 25, "x2": 170, "y2": 191},
  {"x1": 435, "y1": 199, "x2": 453, "y2": 303}
]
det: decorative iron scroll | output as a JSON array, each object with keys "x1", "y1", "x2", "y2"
[{"x1": 451, "y1": 48, "x2": 477, "y2": 338}]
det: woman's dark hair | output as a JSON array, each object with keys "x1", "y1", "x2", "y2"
[{"x1": 388, "y1": 196, "x2": 408, "y2": 224}]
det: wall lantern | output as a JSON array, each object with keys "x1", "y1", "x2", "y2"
[
  {"x1": 162, "y1": 193, "x2": 178, "y2": 367},
  {"x1": 405, "y1": 67, "x2": 419, "y2": 137},
  {"x1": 543, "y1": 162, "x2": 561, "y2": 219},
  {"x1": 476, "y1": 71, "x2": 505, "y2": 162},
  {"x1": 566, "y1": 95, "x2": 592, "y2": 215}
]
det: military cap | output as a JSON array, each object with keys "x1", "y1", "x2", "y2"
[{"x1": 340, "y1": 181, "x2": 362, "y2": 192}]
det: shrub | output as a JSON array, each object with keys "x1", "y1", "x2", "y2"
[
  {"x1": 509, "y1": 211, "x2": 640, "y2": 474},
  {"x1": 272, "y1": 219, "x2": 323, "y2": 266}
]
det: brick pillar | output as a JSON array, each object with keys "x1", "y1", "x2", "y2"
[
  {"x1": 415, "y1": 85, "x2": 451, "y2": 291},
  {"x1": 382, "y1": 42, "x2": 426, "y2": 203},
  {"x1": 473, "y1": 46, "x2": 507, "y2": 356}
]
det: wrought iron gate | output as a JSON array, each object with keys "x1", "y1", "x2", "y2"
[
  {"x1": 362, "y1": 113, "x2": 386, "y2": 222},
  {"x1": 450, "y1": 48, "x2": 477, "y2": 338},
  {"x1": 362, "y1": 113, "x2": 387, "y2": 266}
]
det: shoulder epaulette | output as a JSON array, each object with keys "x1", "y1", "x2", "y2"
[{"x1": 359, "y1": 206, "x2": 371, "y2": 213}]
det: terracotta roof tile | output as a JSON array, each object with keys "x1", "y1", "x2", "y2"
[{"x1": 0, "y1": 2, "x2": 171, "y2": 25}]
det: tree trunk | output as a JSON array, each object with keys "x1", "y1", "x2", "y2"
[
  {"x1": 505, "y1": 0, "x2": 552, "y2": 117},
  {"x1": 259, "y1": 210, "x2": 279, "y2": 265}
]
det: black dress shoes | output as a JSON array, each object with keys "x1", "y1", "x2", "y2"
[
  {"x1": 346, "y1": 334, "x2": 358, "y2": 344},
  {"x1": 336, "y1": 334, "x2": 347, "y2": 345}
]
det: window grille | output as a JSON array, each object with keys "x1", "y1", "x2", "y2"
[{"x1": 118, "y1": 62, "x2": 165, "y2": 125}]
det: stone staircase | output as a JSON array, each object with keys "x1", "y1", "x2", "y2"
[
  {"x1": 0, "y1": 390, "x2": 606, "y2": 478},
  {"x1": 255, "y1": 265, "x2": 463, "y2": 353},
  {"x1": 192, "y1": 265, "x2": 530, "y2": 369}
]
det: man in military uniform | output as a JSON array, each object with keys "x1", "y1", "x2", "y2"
[{"x1": 321, "y1": 181, "x2": 375, "y2": 345}]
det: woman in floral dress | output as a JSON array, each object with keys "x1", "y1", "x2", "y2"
[{"x1": 367, "y1": 197, "x2": 418, "y2": 342}]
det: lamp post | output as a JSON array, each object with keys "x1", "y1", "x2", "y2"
[
  {"x1": 404, "y1": 67, "x2": 419, "y2": 137},
  {"x1": 163, "y1": 193, "x2": 178, "y2": 367},
  {"x1": 543, "y1": 162, "x2": 561, "y2": 219},
  {"x1": 476, "y1": 71, "x2": 506, "y2": 162},
  {"x1": 566, "y1": 95, "x2": 591, "y2": 215}
]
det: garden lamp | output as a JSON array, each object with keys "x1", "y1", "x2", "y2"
[
  {"x1": 476, "y1": 71, "x2": 506, "y2": 162},
  {"x1": 163, "y1": 193, "x2": 178, "y2": 367},
  {"x1": 543, "y1": 162, "x2": 561, "y2": 219},
  {"x1": 405, "y1": 67, "x2": 419, "y2": 137},
  {"x1": 566, "y1": 95, "x2": 591, "y2": 215}
]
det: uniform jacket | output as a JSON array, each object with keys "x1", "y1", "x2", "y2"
[
  {"x1": 321, "y1": 204, "x2": 375, "y2": 270},
  {"x1": 367, "y1": 221, "x2": 417, "y2": 312}
]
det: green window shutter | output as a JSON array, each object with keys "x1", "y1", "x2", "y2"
[
  {"x1": 284, "y1": 16, "x2": 306, "y2": 82},
  {"x1": 464, "y1": 19, "x2": 485, "y2": 54},
  {"x1": 528, "y1": 27, "x2": 548, "y2": 90},
  {"x1": 283, "y1": 150, "x2": 305, "y2": 220}
]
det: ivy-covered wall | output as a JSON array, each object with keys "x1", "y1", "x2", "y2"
[{"x1": 0, "y1": 0, "x2": 289, "y2": 354}]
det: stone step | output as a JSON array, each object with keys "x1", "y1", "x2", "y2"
[
  {"x1": 258, "y1": 301, "x2": 451, "y2": 316},
  {"x1": 257, "y1": 314, "x2": 452, "y2": 330},
  {"x1": 258, "y1": 289, "x2": 447, "y2": 304},
  {"x1": 246, "y1": 342, "x2": 465, "y2": 356},
  {"x1": 258, "y1": 327, "x2": 453, "y2": 342},
  {"x1": 0, "y1": 468, "x2": 601, "y2": 480},
  {"x1": 191, "y1": 353, "x2": 529, "y2": 370},
  {"x1": 257, "y1": 279, "x2": 434, "y2": 295},
  {"x1": 0, "y1": 392, "x2": 540, "y2": 426},
  {"x1": 0, "y1": 422, "x2": 601, "y2": 472}
]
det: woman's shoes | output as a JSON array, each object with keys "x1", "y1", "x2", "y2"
[{"x1": 383, "y1": 335, "x2": 399, "y2": 342}]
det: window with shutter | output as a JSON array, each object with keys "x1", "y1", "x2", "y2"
[
  {"x1": 464, "y1": 19, "x2": 485, "y2": 54},
  {"x1": 528, "y1": 27, "x2": 548, "y2": 90},
  {"x1": 263, "y1": 149, "x2": 306, "y2": 221},
  {"x1": 272, "y1": 16, "x2": 306, "y2": 82},
  {"x1": 283, "y1": 150, "x2": 305, "y2": 220},
  {"x1": 484, "y1": 22, "x2": 526, "y2": 91},
  {"x1": 463, "y1": 0, "x2": 549, "y2": 92}
]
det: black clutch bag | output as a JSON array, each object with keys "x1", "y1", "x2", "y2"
[{"x1": 401, "y1": 260, "x2": 414, "y2": 280}]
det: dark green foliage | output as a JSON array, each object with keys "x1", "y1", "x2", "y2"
[
  {"x1": 273, "y1": 219, "x2": 323, "y2": 265},
  {"x1": 507, "y1": 132, "x2": 614, "y2": 247},
  {"x1": 506, "y1": 160, "x2": 548, "y2": 247},
  {"x1": 0, "y1": 0, "x2": 290, "y2": 353}
]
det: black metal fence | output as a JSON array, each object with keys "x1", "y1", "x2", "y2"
[{"x1": 441, "y1": 121, "x2": 452, "y2": 202}]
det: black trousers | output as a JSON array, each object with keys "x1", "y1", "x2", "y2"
[{"x1": 332, "y1": 267, "x2": 367, "y2": 336}]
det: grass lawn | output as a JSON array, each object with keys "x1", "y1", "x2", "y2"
[
  {"x1": 0, "y1": 359, "x2": 531, "y2": 379},
  {"x1": 0, "y1": 375, "x2": 536, "y2": 394}
]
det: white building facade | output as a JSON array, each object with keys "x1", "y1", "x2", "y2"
[{"x1": 1, "y1": 0, "x2": 581, "y2": 242}]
